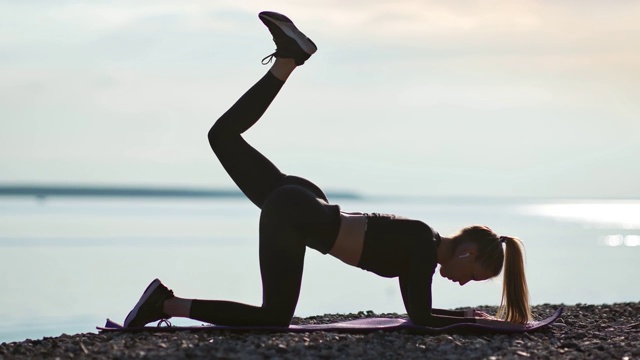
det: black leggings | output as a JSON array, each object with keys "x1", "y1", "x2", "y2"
[{"x1": 189, "y1": 71, "x2": 341, "y2": 326}]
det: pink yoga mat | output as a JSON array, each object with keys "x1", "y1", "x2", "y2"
[{"x1": 98, "y1": 308, "x2": 563, "y2": 334}]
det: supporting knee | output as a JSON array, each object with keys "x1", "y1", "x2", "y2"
[
  {"x1": 269, "y1": 314, "x2": 292, "y2": 327},
  {"x1": 261, "y1": 308, "x2": 293, "y2": 327}
]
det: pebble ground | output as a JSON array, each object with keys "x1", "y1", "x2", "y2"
[{"x1": 1, "y1": 303, "x2": 638, "y2": 359}]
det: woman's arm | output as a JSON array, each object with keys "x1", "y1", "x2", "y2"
[
  {"x1": 399, "y1": 274, "x2": 476, "y2": 326},
  {"x1": 431, "y1": 308, "x2": 465, "y2": 317},
  {"x1": 392, "y1": 219, "x2": 477, "y2": 327},
  {"x1": 432, "y1": 308, "x2": 495, "y2": 319},
  {"x1": 398, "y1": 224, "x2": 477, "y2": 327}
]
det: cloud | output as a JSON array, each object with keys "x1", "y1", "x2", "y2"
[{"x1": 3, "y1": 1, "x2": 639, "y2": 68}]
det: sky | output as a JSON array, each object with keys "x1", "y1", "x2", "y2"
[{"x1": 1, "y1": 0, "x2": 639, "y2": 198}]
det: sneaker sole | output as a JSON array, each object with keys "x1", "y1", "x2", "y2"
[
  {"x1": 259, "y1": 12, "x2": 317, "y2": 56},
  {"x1": 123, "y1": 278, "x2": 161, "y2": 327}
]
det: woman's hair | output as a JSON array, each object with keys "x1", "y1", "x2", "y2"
[{"x1": 451, "y1": 225, "x2": 532, "y2": 324}]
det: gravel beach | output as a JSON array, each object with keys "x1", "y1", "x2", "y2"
[{"x1": 1, "y1": 302, "x2": 638, "y2": 359}]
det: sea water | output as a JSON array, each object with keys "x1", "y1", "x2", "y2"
[{"x1": 1, "y1": 196, "x2": 638, "y2": 343}]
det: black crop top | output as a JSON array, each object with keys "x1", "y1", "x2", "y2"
[{"x1": 357, "y1": 213, "x2": 475, "y2": 327}]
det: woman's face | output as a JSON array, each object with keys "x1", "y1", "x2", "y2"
[{"x1": 439, "y1": 243, "x2": 495, "y2": 286}]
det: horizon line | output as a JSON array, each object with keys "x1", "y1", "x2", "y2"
[
  {"x1": 0, "y1": 184, "x2": 362, "y2": 200},
  {"x1": 0, "y1": 184, "x2": 638, "y2": 202}
]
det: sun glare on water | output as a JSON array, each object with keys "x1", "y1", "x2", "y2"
[
  {"x1": 603, "y1": 234, "x2": 640, "y2": 247},
  {"x1": 521, "y1": 201, "x2": 640, "y2": 229},
  {"x1": 521, "y1": 201, "x2": 640, "y2": 247}
]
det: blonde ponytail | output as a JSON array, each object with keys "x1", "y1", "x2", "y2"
[{"x1": 496, "y1": 236, "x2": 532, "y2": 324}]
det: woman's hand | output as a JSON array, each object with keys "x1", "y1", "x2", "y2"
[
  {"x1": 465, "y1": 309, "x2": 496, "y2": 319},
  {"x1": 473, "y1": 310, "x2": 496, "y2": 319}
]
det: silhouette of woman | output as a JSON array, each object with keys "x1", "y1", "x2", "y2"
[{"x1": 123, "y1": 11, "x2": 532, "y2": 329}]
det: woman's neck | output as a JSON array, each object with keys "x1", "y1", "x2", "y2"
[{"x1": 437, "y1": 236, "x2": 454, "y2": 265}]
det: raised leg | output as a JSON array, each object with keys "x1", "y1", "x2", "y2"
[
  {"x1": 140, "y1": 11, "x2": 325, "y2": 327},
  {"x1": 207, "y1": 8, "x2": 316, "y2": 209},
  {"x1": 207, "y1": 64, "x2": 291, "y2": 209}
]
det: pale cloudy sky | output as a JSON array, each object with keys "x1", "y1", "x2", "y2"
[{"x1": 1, "y1": 0, "x2": 639, "y2": 198}]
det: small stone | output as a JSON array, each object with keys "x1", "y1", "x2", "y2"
[
  {"x1": 559, "y1": 341, "x2": 581, "y2": 350},
  {"x1": 79, "y1": 342, "x2": 89, "y2": 354}
]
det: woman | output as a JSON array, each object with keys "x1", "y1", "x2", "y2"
[{"x1": 123, "y1": 11, "x2": 532, "y2": 328}]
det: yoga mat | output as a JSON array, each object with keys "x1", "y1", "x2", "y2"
[{"x1": 98, "y1": 307, "x2": 563, "y2": 334}]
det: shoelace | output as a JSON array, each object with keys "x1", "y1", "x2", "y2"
[
  {"x1": 261, "y1": 52, "x2": 277, "y2": 65},
  {"x1": 156, "y1": 319, "x2": 172, "y2": 327}
]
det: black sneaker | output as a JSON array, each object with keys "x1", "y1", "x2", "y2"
[
  {"x1": 259, "y1": 11, "x2": 317, "y2": 66},
  {"x1": 123, "y1": 279, "x2": 174, "y2": 328}
]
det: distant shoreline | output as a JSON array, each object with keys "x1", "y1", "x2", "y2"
[{"x1": 1, "y1": 184, "x2": 638, "y2": 203}]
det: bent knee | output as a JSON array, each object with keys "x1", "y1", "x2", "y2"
[
  {"x1": 260, "y1": 308, "x2": 293, "y2": 327},
  {"x1": 207, "y1": 123, "x2": 222, "y2": 151},
  {"x1": 207, "y1": 122, "x2": 239, "y2": 153},
  {"x1": 267, "y1": 314, "x2": 292, "y2": 327}
]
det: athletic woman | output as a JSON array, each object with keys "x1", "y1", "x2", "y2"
[{"x1": 123, "y1": 11, "x2": 532, "y2": 328}]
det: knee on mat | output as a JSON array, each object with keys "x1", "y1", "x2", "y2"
[
  {"x1": 261, "y1": 309, "x2": 293, "y2": 327},
  {"x1": 268, "y1": 315, "x2": 292, "y2": 327}
]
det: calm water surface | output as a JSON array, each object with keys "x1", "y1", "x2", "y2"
[{"x1": 1, "y1": 196, "x2": 638, "y2": 343}]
